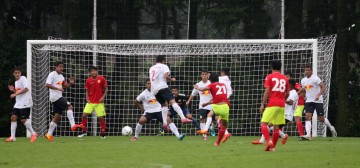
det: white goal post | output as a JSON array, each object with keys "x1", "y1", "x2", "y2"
[{"x1": 26, "y1": 35, "x2": 336, "y2": 138}]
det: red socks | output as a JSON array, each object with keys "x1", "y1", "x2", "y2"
[
  {"x1": 272, "y1": 128, "x2": 279, "y2": 148},
  {"x1": 216, "y1": 128, "x2": 226, "y2": 144},
  {"x1": 261, "y1": 124, "x2": 270, "y2": 143},
  {"x1": 82, "y1": 118, "x2": 87, "y2": 133},
  {"x1": 99, "y1": 118, "x2": 106, "y2": 134},
  {"x1": 296, "y1": 121, "x2": 304, "y2": 136}
]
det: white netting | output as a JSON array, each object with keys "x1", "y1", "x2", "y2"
[{"x1": 29, "y1": 35, "x2": 336, "y2": 137}]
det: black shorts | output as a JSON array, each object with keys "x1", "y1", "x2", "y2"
[
  {"x1": 10, "y1": 108, "x2": 31, "y2": 119},
  {"x1": 199, "y1": 109, "x2": 211, "y2": 119},
  {"x1": 279, "y1": 119, "x2": 291, "y2": 129},
  {"x1": 155, "y1": 88, "x2": 174, "y2": 105},
  {"x1": 52, "y1": 97, "x2": 69, "y2": 115},
  {"x1": 304, "y1": 102, "x2": 324, "y2": 116},
  {"x1": 144, "y1": 112, "x2": 163, "y2": 123}
]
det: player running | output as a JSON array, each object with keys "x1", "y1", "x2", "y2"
[
  {"x1": 259, "y1": 61, "x2": 289, "y2": 152},
  {"x1": 149, "y1": 55, "x2": 192, "y2": 130},
  {"x1": 194, "y1": 73, "x2": 231, "y2": 146},
  {"x1": 300, "y1": 65, "x2": 337, "y2": 140},
  {"x1": 187, "y1": 69, "x2": 213, "y2": 140},
  {"x1": 131, "y1": 79, "x2": 185, "y2": 141},
  {"x1": 6, "y1": 67, "x2": 37, "y2": 142},
  {"x1": 45, "y1": 61, "x2": 82, "y2": 141},
  {"x1": 78, "y1": 66, "x2": 109, "y2": 139}
]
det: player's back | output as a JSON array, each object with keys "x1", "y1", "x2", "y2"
[
  {"x1": 208, "y1": 82, "x2": 230, "y2": 106},
  {"x1": 149, "y1": 63, "x2": 169, "y2": 95},
  {"x1": 264, "y1": 72, "x2": 289, "y2": 107}
]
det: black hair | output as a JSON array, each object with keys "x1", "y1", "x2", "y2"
[
  {"x1": 171, "y1": 86, "x2": 178, "y2": 90},
  {"x1": 55, "y1": 61, "x2": 64, "y2": 67},
  {"x1": 305, "y1": 64, "x2": 312, "y2": 70},
  {"x1": 201, "y1": 69, "x2": 209, "y2": 73},
  {"x1": 289, "y1": 79, "x2": 296, "y2": 88},
  {"x1": 285, "y1": 71, "x2": 293, "y2": 78},
  {"x1": 271, "y1": 60, "x2": 281, "y2": 71},
  {"x1": 88, "y1": 66, "x2": 97, "y2": 72},
  {"x1": 145, "y1": 79, "x2": 150, "y2": 84},
  {"x1": 12, "y1": 66, "x2": 21, "y2": 73},
  {"x1": 209, "y1": 73, "x2": 219, "y2": 83},
  {"x1": 156, "y1": 55, "x2": 166, "y2": 63},
  {"x1": 221, "y1": 67, "x2": 230, "y2": 76}
]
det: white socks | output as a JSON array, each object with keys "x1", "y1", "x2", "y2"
[
  {"x1": 67, "y1": 110, "x2": 75, "y2": 127},
  {"x1": 171, "y1": 103, "x2": 186, "y2": 120},
  {"x1": 135, "y1": 123, "x2": 143, "y2": 138},
  {"x1": 200, "y1": 123, "x2": 205, "y2": 130},
  {"x1": 305, "y1": 120, "x2": 311, "y2": 136},
  {"x1": 279, "y1": 129, "x2": 286, "y2": 138},
  {"x1": 204, "y1": 117, "x2": 212, "y2": 131},
  {"x1": 169, "y1": 123, "x2": 180, "y2": 138},
  {"x1": 47, "y1": 122, "x2": 57, "y2": 136},
  {"x1": 259, "y1": 134, "x2": 265, "y2": 143},
  {"x1": 11, "y1": 122, "x2": 17, "y2": 138},
  {"x1": 24, "y1": 119, "x2": 35, "y2": 135},
  {"x1": 225, "y1": 129, "x2": 229, "y2": 135},
  {"x1": 323, "y1": 118, "x2": 332, "y2": 128},
  {"x1": 161, "y1": 107, "x2": 168, "y2": 125}
]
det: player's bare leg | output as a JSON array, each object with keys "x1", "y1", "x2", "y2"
[{"x1": 168, "y1": 99, "x2": 192, "y2": 123}]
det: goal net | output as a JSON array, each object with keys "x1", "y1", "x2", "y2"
[{"x1": 27, "y1": 35, "x2": 336, "y2": 137}]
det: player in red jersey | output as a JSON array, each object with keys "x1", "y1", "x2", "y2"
[
  {"x1": 259, "y1": 61, "x2": 289, "y2": 152},
  {"x1": 194, "y1": 73, "x2": 230, "y2": 146},
  {"x1": 78, "y1": 66, "x2": 109, "y2": 139}
]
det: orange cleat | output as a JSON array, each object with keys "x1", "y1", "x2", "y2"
[
  {"x1": 265, "y1": 141, "x2": 273, "y2": 151},
  {"x1": 30, "y1": 132, "x2": 38, "y2": 143},
  {"x1": 130, "y1": 137, "x2": 138, "y2": 141},
  {"x1": 196, "y1": 129, "x2": 208, "y2": 135},
  {"x1": 251, "y1": 139, "x2": 264, "y2": 145},
  {"x1": 71, "y1": 124, "x2": 83, "y2": 131},
  {"x1": 5, "y1": 137, "x2": 16, "y2": 142},
  {"x1": 221, "y1": 133, "x2": 231, "y2": 143},
  {"x1": 45, "y1": 134, "x2": 53, "y2": 141},
  {"x1": 282, "y1": 134, "x2": 289, "y2": 145},
  {"x1": 214, "y1": 142, "x2": 220, "y2": 146}
]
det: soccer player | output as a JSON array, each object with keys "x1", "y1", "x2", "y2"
[
  {"x1": 194, "y1": 73, "x2": 230, "y2": 146},
  {"x1": 187, "y1": 69, "x2": 213, "y2": 140},
  {"x1": 300, "y1": 65, "x2": 337, "y2": 140},
  {"x1": 6, "y1": 67, "x2": 37, "y2": 142},
  {"x1": 259, "y1": 60, "x2": 289, "y2": 151},
  {"x1": 149, "y1": 55, "x2": 192, "y2": 130},
  {"x1": 131, "y1": 79, "x2": 185, "y2": 141},
  {"x1": 45, "y1": 61, "x2": 82, "y2": 141},
  {"x1": 78, "y1": 66, "x2": 108, "y2": 139},
  {"x1": 217, "y1": 68, "x2": 233, "y2": 139}
]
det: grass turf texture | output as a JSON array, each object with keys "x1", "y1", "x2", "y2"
[{"x1": 1, "y1": 136, "x2": 359, "y2": 168}]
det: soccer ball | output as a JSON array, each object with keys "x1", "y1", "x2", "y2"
[{"x1": 122, "y1": 126, "x2": 133, "y2": 136}]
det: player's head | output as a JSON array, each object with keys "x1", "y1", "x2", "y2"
[
  {"x1": 285, "y1": 71, "x2": 293, "y2": 79},
  {"x1": 305, "y1": 64, "x2": 312, "y2": 77},
  {"x1": 145, "y1": 79, "x2": 151, "y2": 90},
  {"x1": 12, "y1": 66, "x2": 22, "y2": 80},
  {"x1": 201, "y1": 69, "x2": 209, "y2": 81},
  {"x1": 289, "y1": 79, "x2": 296, "y2": 89},
  {"x1": 171, "y1": 86, "x2": 179, "y2": 96},
  {"x1": 209, "y1": 73, "x2": 219, "y2": 83},
  {"x1": 220, "y1": 67, "x2": 230, "y2": 76},
  {"x1": 88, "y1": 66, "x2": 98, "y2": 77},
  {"x1": 55, "y1": 61, "x2": 64, "y2": 73},
  {"x1": 156, "y1": 55, "x2": 166, "y2": 64},
  {"x1": 271, "y1": 60, "x2": 281, "y2": 71}
]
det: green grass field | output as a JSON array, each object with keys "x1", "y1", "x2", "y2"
[{"x1": 1, "y1": 136, "x2": 359, "y2": 168}]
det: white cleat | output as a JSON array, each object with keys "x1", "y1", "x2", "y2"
[{"x1": 77, "y1": 133, "x2": 87, "y2": 138}]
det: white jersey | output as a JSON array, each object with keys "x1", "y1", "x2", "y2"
[
  {"x1": 285, "y1": 89, "x2": 298, "y2": 121},
  {"x1": 219, "y1": 75, "x2": 233, "y2": 98},
  {"x1": 149, "y1": 63, "x2": 170, "y2": 95},
  {"x1": 14, "y1": 76, "x2": 33, "y2": 108},
  {"x1": 301, "y1": 75, "x2": 323, "y2": 103},
  {"x1": 136, "y1": 89, "x2": 162, "y2": 114},
  {"x1": 46, "y1": 71, "x2": 65, "y2": 102},
  {"x1": 191, "y1": 80, "x2": 212, "y2": 110}
]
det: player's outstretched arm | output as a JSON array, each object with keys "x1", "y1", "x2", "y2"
[{"x1": 194, "y1": 85, "x2": 209, "y2": 91}]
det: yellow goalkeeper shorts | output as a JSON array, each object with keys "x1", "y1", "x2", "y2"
[
  {"x1": 84, "y1": 103, "x2": 106, "y2": 117},
  {"x1": 261, "y1": 106, "x2": 285, "y2": 125},
  {"x1": 294, "y1": 105, "x2": 304, "y2": 117},
  {"x1": 212, "y1": 104, "x2": 230, "y2": 121}
]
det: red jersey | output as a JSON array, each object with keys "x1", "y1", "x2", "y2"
[
  {"x1": 295, "y1": 83, "x2": 305, "y2": 106},
  {"x1": 264, "y1": 72, "x2": 289, "y2": 107},
  {"x1": 85, "y1": 75, "x2": 108, "y2": 104},
  {"x1": 208, "y1": 82, "x2": 230, "y2": 106}
]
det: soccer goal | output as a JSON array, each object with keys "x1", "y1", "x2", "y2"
[{"x1": 27, "y1": 35, "x2": 336, "y2": 138}]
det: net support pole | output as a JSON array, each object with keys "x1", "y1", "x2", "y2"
[
  {"x1": 312, "y1": 40, "x2": 318, "y2": 137},
  {"x1": 26, "y1": 42, "x2": 32, "y2": 138},
  {"x1": 91, "y1": 0, "x2": 98, "y2": 136},
  {"x1": 280, "y1": 0, "x2": 285, "y2": 73}
]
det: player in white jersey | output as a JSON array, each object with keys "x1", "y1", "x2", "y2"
[
  {"x1": 300, "y1": 65, "x2": 336, "y2": 140},
  {"x1": 6, "y1": 67, "x2": 37, "y2": 142},
  {"x1": 44, "y1": 61, "x2": 82, "y2": 141},
  {"x1": 187, "y1": 69, "x2": 213, "y2": 140},
  {"x1": 131, "y1": 79, "x2": 185, "y2": 141},
  {"x1": 149, "y1": 55, "x2": 192, "y2": 130},
  {"x1": 219, "y1": 68, "x2": 233, "y2": 98}
]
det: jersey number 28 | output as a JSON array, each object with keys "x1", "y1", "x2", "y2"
[{"x1": 272, "y1": 78, "x2": 286, "y2": 92}]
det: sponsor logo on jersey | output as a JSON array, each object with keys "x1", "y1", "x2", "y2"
[
  {"x1": 97, "y1": 80, "x2": 101, "y2": 83},
  {"x1": 201, "y1": 90, "x2": 210, "y2": 95},
  {"x1": 305, "y1": 84, "x2": 314, "y2": 90},
  {"x1": 148, "y1": 99, "x2": 157, "y2": 104}
]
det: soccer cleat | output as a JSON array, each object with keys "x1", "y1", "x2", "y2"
[
  {"x1": 130, "y1": 137, "x2": 138, "y2": 141},
  {"x1": 101, "y1": 136, "x2": 106, "y2": 139},
  {"x1": 162, "y1": 124, "x2": 170, "y2": 132},
  {"x1": 30, "y1": 132, "x2": 38, "y2": 143},
  {"x1": 5, "y1": 137, "x2": 16, "y2": 142},
  {"x1": 282, "y1": 134, "x2": 289, "y2": 145},
  {"x1": 299, "y1": 136, "x2": 311, "y2": 141},
  {"x1": 101, "y1": 133, "x2": 106, "y2": 139},
  {"x1": 45, "y1": 134, "x2": 53, "y2": 141},
  {"x1": 251, "y1": 139, "x2": 264, "y2": 145},
  {"x1": 77, "y1": 133, "x2": 87, "y2": 138},
  {"x1": 209, "y1": 125, "x2": 216, "y2": 136},
  {"x1": 181, "y1": 118, "x2": 192, "y2": 123},
  {"x1": 269, "y1": 148, "x2": 276, "y2": 152},
  {"x1": 177, "y1": 133, "x2": 186, "y2": 141},
  {"x1": 202, "y1": 136, "x2": 207, "y2": 141},
  {"x1": 71, "y1": 124, "x2": 83, "y2": 131},
  {"x1": 214, "y1": 142, "x2": 220, "y2": 146},
  {"x1": 265, "y1": 141, "x2": 273, "y2": 151},
  {"x1": 157, "y1": 130, "x2": 165, "y2": 136},
  {"x1": 221, "y1": 133, "x2": 231, "y2": 143},
  {"x1": 196, "y1": 129, "x2": 208, "y2": 135},
  {"x1": 330, "y1": 126, "x2": 337, "y2": 137}
]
